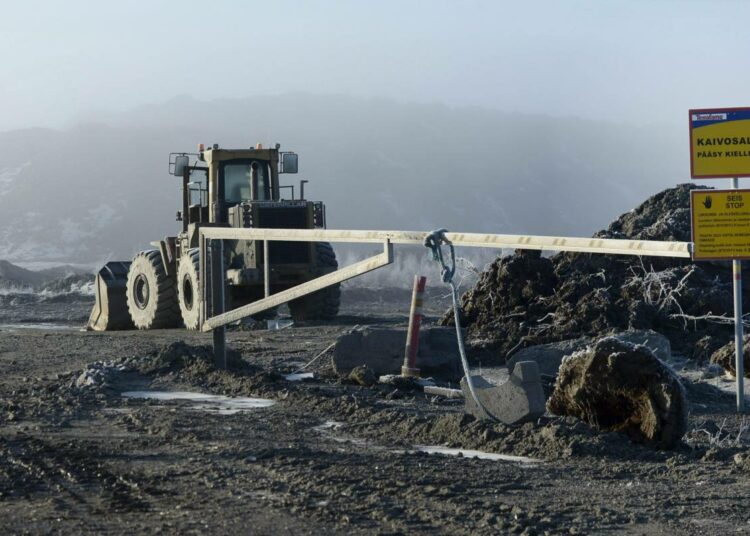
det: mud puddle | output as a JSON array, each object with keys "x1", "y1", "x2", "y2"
[
  {"x1": 121, "y1": 390, "x2": 276, "y2": 415},
  {"x1": 313, "y1": 420, "x2": 540, "y2": 465}
]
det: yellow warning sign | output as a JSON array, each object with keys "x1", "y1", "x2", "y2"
[
  {"x1": 691, "y1": 189, "x2": 750, "y2": 260},
  {"x1": 690, "y1": 107, "x2": 750, "y2": 178}
]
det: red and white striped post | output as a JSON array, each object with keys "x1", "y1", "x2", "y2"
[{"x1": 402, "y1": 275, "x2": 426, "y2": 377}]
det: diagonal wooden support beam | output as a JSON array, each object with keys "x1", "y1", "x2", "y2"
[{"x1": 202, "y1": 240, "x2": 393, "y2": 332}]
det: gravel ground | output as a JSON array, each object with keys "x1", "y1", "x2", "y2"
[{"x1": 1, "y1": 289, "x2": 750, "y2": 535}]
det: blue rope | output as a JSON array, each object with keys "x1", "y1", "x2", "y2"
[{"x1": 423, "y1": 229, "x2": 499, "y2": 422}]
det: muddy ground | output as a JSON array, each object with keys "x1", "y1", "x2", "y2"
[{"x1": 1, "y1": 287, "x2": 750, "y2": 535}]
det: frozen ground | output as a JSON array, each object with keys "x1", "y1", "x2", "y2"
[{"x1": 1, "y1": 289, "x2": 750, "y2": 535}]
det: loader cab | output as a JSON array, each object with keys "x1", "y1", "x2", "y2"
[
  {"x1": 219, "y1": 159, "x2": 272, "y2": 219},
  {"x1": 171, "y1": 144, "x2": 301, "y2": 231},
  {"x1": 202, "y1": 146, "x2": 283, "y2": 224}
]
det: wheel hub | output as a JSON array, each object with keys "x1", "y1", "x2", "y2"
[
  {"x1": 133, "y1": 274, "x2": 150, "y2": 309},
  {"x1": 182, "y1": 275, "x2": 194, "y2": 311}
]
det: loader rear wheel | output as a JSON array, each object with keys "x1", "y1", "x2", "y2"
[
  {"x1": 289, "y1": 242, "x2": 341, "y2": 321},
  {"x1": 177, "y1": 249, "x2": 201, "y2": 330},
  {"x1": 126, "y1": 250, "x2": 181, "y2": 329}
]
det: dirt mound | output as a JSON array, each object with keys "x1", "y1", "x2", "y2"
[
  {"x1": 137, "y1": 341, "x2": 247, "y2": 375},
  {"x1": 547, "y1": 338, "x2": 688, "y2": 449},
  {"x1": 710, "y1": 335, "x2": 750, "y2": 378},
  {"x1": 443, "y1": 184, "x2": 740, "y2": 361}
]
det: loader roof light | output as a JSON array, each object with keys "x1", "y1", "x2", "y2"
[
  {"x1": 198, "y1": 143, "x2": 205, "y2": 152},
  {"x1": 256, "y1": 143, "x2": 263, "y2": 150}
]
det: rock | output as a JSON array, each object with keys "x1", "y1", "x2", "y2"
[
  {"x1": 461, "y1": 361, "x2": 546, "y2": 424},
  {"x1": 507, "y1": 330, "x2": 671, "y2": 379},
  {"x1": 547, "y1": 337, "x2": 688, "y2": 449},
  {"x1": 709, "y1": 335, "x2": 750, "y2": 378},
  {"x1": 333, "y1": 327, "x2": 464, "y2": 381},
  {"x1": 348, "y1": 365, "x2": 377, "y2": 386}
]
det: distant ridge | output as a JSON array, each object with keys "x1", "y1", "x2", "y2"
[{"x1": 0, "y1": 94, "x2": 684, "y2": 264}]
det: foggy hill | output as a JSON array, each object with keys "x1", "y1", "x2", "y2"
[
  {"x1": 0, "y1": 94, "x2": 685, "y2": 265},
  {"x1": 0, "y1": 260, "x2": 48, "y2": 287}
]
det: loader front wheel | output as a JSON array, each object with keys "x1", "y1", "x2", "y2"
[
  {"x1": 126, "y1": 250, "x2": 181, "y2": 329},
  {"x1": 289, "y1": 242, "x2": 341, "y2": 321},
  {"x1": 177, "y1": 248, "x2": 201, "y2": 330}
]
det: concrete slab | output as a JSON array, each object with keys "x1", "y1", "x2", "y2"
[
  {"x1": 333, "y1": 326, "x2": 464, "y2": 381},
  {"x1": 461, "y1": 361, "x2": 546, "y2": 424}
]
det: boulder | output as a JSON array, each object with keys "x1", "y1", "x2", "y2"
[
  {"x1": 547, "y1": 337, "x2": 688, "y2": 449},
  {"x1": 333, "y1": 326, "x2": 463, "y2": 381}
]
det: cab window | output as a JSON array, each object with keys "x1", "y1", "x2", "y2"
[{"x1": 221, "y1": 160, "x2": 270, "y2": 203}]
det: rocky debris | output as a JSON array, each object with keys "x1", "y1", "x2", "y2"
[
  {"x1": 442, "y1": 184, "x2": 746, "y2": 362},
  {"x1": 348, "y1": 365, "x2": 377, "y2": 386},
  {"x1": 333, "y1": 327, "x2": 464, "y2": 381},
  {"x1": 506, "y1": 329, "x2": 671, "y2": 379},
  {"x1": 74, "y1": 361, "x2": 127, "y2": 390},
  {"x1": 710, "y1": 335, "x2": 750, "y2": 378},
  {"x1": 547, "y1": 338, "x2": 688, "y2": 449},
  {"x1": 461, "y1": 361, "x2": 546, "y2": 424}
]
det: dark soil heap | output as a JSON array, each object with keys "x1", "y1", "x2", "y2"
[
  {"x1": 443, "y1": 184, "x2": 741, "y2": 361},
  {"x1": 547, "y1": 338, "x2": 688, "y2": 449},
  {"x1": 710, "y1": 335, "x2": 750, "y2": 379}
]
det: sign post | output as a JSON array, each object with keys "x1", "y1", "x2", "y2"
[
  {"x1": 731, "y1": 179, "x2": 745, "y2": 411},
  {"x1": 690, "y1": 107, "x2": 750, "y2": 412}
]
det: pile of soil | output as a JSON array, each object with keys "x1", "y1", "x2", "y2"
[
  {"x1": 443, "y1": 184, "x2": 741, "y2": 362},
  {"x1": 547, "y1": 338, "x2": 688, "y2": 449}
]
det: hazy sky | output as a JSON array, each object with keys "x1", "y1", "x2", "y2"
[{"x1": 2, "y1": 0, "x2": 749, "y2": 131}]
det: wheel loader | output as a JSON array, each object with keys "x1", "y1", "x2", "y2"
[{"x1": 87, "y1": 143, "x2": 340, "y2": 331}]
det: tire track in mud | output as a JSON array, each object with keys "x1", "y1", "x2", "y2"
[
  {"x1": 245, "y1": 442, "x2": 567, "y2": 535},
  {"x1": 0, "y1": 435, "x2": 152, "y2": 514}
]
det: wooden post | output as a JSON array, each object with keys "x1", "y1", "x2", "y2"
[
  {"x1": 211, "y1": 239, "x2": 226, "y2": 369},
  {"x1": 402, "y1": 275, "x2": 426, "y2": 377}
]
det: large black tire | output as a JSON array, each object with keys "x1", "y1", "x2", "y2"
[
  {"x1": 289, "y1": 242, "x2": 340, "y2": 321},
  {"x1": 126, "y1": 250, "x2": 181, "y2": 329},
  {"x1": 177, "y1": 248, "x2": 201, "y2": 330}
]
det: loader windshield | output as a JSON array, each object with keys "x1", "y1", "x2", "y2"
[{"x1": 221, "y1": 160, "x2": 270, "y2": 203}]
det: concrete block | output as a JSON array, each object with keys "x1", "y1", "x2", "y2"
[
  {"x1": 333, "y1": 326, "x2": 464, "y2": 381},
  {"x1": 461, "y1": 361, "x2": 546, "y2": 424}
]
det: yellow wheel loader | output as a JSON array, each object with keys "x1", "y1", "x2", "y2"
[{"x1": 87, "y1": 143, "x2": 340, "y2": 331}]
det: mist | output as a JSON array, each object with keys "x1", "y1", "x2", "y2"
[{"x1": 0, "y1": 0, "x2": 746, "y2": 276}]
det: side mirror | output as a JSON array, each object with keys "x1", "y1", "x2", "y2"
[
  {"x1": 173, "y1": 155, "x2": 189, "y2": 176},
  {"x1": 280, "y1": 152, "x2": 298, "y2": 174}
]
